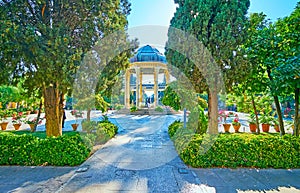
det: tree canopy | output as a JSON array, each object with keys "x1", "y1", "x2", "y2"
[{"x1": 0, "y1": 0, "x2": 133, "y2": 136}]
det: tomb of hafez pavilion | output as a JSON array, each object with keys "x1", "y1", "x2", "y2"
[{"x1": 123, "y1": 45, "x2": 172, "y2": 109}]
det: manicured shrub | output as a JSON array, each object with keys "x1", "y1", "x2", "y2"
[
  {"x1": 155, "y1": 106, "x2": 164, "y2": 112},
  {"x1": 172, "y1": 132, "x2": 300, "y2": 169},
  {"x1": 0, "y1": 132, "x2": 90, "y2": 166},
  {"x1": 81, "y1": 119, "x2": 118, "y2": 146},
  {"x1": 168, "y1": 120, "x2": 183, "y2": 138},
  {"x1": 130, "y1": 106, "x2": 138, "y2": 112}
]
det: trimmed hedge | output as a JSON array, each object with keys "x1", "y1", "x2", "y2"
[
  {"x1": 0, "y1": 119, "x2": 118, "y2": 166},
  {"x1": 0, "y1": 132, "x2": 90, "y2": 166},
  {"x1": 81, "y1": 119, "x2": 118, "y2": 146},
  {"x1": 169, "y1": 122, "x2": 300, "y2": 168}
]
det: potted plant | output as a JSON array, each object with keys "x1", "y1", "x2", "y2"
[
  {"x1": 232, "y1": 116, "x2": 241, "y2": 133},
  {"x1": 12, "y1": 112, "x2": 25, "y2": 130},
  {"x1": 259, "y1": 113, "x2": 272, "y2": 132},
  {"x1": 0, "y1": 110, "x2": 9, "y2": 131},
  {"x1": 25, "y1": 117, "x2": 43, "y2": 132},
  {"x1": 272, "y1": 117, "x2": 280, "y2": 132},
  {"x1": 219, "y1": 110, "x2": 230, "y2": 132},
  {"x1": 248, "y1": 113, "x2": 257, "y2": 133}
]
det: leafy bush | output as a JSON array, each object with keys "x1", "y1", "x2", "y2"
[
  {"x1": 81, "y1": 120, "x2": 98, "y2": 133},
  {"x1": 168, "y1": 120, "x2": 183, "y2": 138},
  {"x1": 115, "y1": 104, "x2": 124, "y2": 110},
  {"x1": 155, "y1": 106, "x2": 164, "y2": 112},
  {"x1": 81, "y1": 119, "x2": 118, "y2": 145},
  {"x1": 187, "y1": 105, "x2": 208, "y2": 134},
  {"x1": 172, "y1": 132, "x2": 300, "y2": 168},
  {"x1": 0, "y1": 132, "x2": 90, "y2": 166},
  {"x1": 130, "y1": 106, "x2": 138, "y2": 112}
]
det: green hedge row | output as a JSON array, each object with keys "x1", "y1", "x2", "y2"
[
  {"x1": 169, "y1": 122, "x2": 300, "y2": 168},
  {"x1": 0, "y1": 132, "x2": 90, "y2": 166},
  {"x1": 0, "y1": 119, "x2": 119, "y2": 166}
]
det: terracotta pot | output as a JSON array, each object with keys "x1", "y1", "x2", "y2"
[
  {"x1": 26, "y1": 111, "x2": 31, "y2": 115},
  {"x1": 274, "y1": 125, "x2": 280, "y2": 132},
  {"x1": 233, "y1": 125, "x2": 241, "y2": 133},
  {"x1": 223, "y1": 123, "x2": 231, "y2": 132},
  {"x1": 1, "y1": 122, "x2": 9, "y2": 131},
  {"x1": 29, "y1": 124, "x2": 35, "y2": 132},
  {"x1": 249, "y1": 124, "x2": 257, "y2": 133},
  {"x1": 71, "y1": 123, "x2": 79, "y2": 131},
  {"x1": 262, "y1": 124, "x2": 270, "y2": 132},
  {"x1": 13, "y1": 123, "x2": 21, "y2": 130}
]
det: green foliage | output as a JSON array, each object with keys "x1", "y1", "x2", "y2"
[
  {"x1": 0, "y1": 85, "x2": 21, "y2": 107},
  {"x1": 0, "y1": 132, "x2": 89, "y2": 166},
  {"x1": 115, "y1": 104, "x2": 124, "y2": 110},
  {"x1": 174, "y1": 133, "x2": 300, "y2": 168},
  {"x1": 81, "y1": 120, "x2": 98, "y2": 134},
  {"x1": 130, "y1": 106, "x2": 138, "y2": 112},
  {"x1": 187, "y1": 105, "x2": 208, "y2": 134},
  {"x1": 81, "y1": 119, "x2": 118, "y2": 145},
  {"x1": 162, "y1": 85, "x2": 181, "y2": 111},
  {"x1": 155, "y1": 106, "x2": 164, "y2": 112},
  {"x1": 0, "y1": 0, "x2": 134, "y2": 136},
  {"x1": 197, "y1": 96, "x2": 208, "y2": 109},
  {"x1": 168, "y1": 120, "x2": 183, "y2": 138}
]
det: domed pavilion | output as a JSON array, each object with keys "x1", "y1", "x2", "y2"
[{"x1": 124, "y1": 45, "x2": 170, "y2": 108}]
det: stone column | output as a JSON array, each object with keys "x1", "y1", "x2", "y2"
[
  {"x1": 135, "y1": 67, "x2": 140, "y2": 107},
  {"x1": 125, "y1": 70, "x2": 130, "y2": 109},
  {"x1": 165, "y1": 70, "x2": 170, "y2": 85},
  {"x1": 154, "y1": 67, "x2": 159, "y2": 107},
  {"x1": 139, "y1": 72, "x2": 143, "y2": 104}
]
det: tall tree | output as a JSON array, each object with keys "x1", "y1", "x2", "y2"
[
  {"x1": 166, "y1": 0, "x2": 250, "y2": 134},
  {"x1": 245, "y1": 3, "x2": 300, "y2": 135},
  {"x1": 0, "y1": 0, "x2": 132, "y2": 136},
  {"x1": 273, "y1": 2, "x2": 300, "y2": 136}
]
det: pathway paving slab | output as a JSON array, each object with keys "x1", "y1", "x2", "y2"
[
  {"x1": 191, "y1": 168, "x2": 300, "y2": 193},
  {"x1": 59, "y1": 114, "x2": 199, "y2": 193}
]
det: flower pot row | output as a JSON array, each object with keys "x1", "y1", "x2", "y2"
[
  {"x1": 223, "y1": 123, "x2": 241, "y2": 133},
  {"x1": 0, "y1": 122, "x2": 22, "y2": 131}
]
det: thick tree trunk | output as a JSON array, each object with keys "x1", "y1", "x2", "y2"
[
  {"x1": 251, "y1": 95, "x2": 260, "y2": 134},
  {"x1": 294, "y1": 87, "x2": 299, "y2": 136},
  {"x1": 87, "y1": 108, "x2": 91, "y2": 122},
  {"x1": 208, "y1": 89, "x2": 219, "y2": 134},
  {"x1": 43, "y1": 86, "x2": 63, "y2": 137},
  {"x1": 274, "y1": 95, "x2": 285, "y2": 135}
]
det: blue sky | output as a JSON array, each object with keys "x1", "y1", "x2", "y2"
[{"x1": 128, "y1": 0, "x2": 299, "y2": 28}]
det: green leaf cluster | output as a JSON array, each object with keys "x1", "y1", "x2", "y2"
[{"x1": 81, "y1": 119, "x2": 118, "y2": 146}]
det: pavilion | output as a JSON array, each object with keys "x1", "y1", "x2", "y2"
[{"x1": 124, "y1": 45, "x2": 170, "y2": 109}]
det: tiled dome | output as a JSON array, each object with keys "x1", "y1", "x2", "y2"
[{"x1": 130, "y1": 45, "x2": 167, "y2": 63}]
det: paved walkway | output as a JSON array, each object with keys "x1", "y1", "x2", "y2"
[{"x1": 1, "y1": 114, "x2": 300, "y2": 193}]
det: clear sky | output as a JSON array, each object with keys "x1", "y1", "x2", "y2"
[{"x1": 128, "y1": 0, "x2": 299, "y2": 28}]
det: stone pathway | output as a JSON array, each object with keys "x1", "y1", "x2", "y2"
[{"x1": 57, "y1": 114, "x2": 205, "y2": 193}]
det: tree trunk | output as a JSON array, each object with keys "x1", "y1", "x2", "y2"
[
  {"x1": 87, "y1": 108, "x2": 91, "y2": 122},
  {"x1": 43, "y1": 86, "x2": 63, "y2": 137},
  {"x1": 267, "y1": 69, "x2": 285, "y2": 135},
  {"x1": 251, "y1": 94, "x2": 260, "y2": 134},
  {"x1": 32, "y1": 100, "x2": 43, "y2": 132},
  {"x1": 208, "y1": 89, "x2": 219, "y2": 134},
  {"x1": 273, "y1": 95, "x2": 285, "y2": 135},
  {"x1": 294, "y1": 87, "x2": 299, "y2": 136}
]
